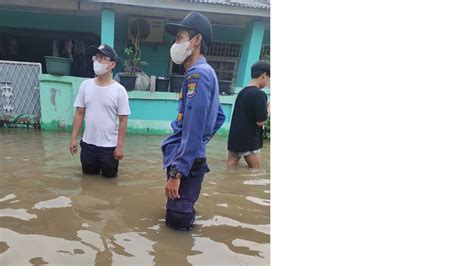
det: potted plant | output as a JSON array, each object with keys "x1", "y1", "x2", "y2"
[
  {"x1": 45, "y1": 39, "x2": 73, "y2": 76},
  {"x1": 155, "y1": 76, "x2": 170, "y2": 92},
  {"x1": 45, "y1": 56, "x2": 73, "y2": 76},
  {"x1": 120, "y1": 34, "x2": 148, "y2": 91}
]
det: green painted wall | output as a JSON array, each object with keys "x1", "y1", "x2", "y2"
[
  {"x1": 214, "y1": 25, "x2": 246, "y2": 42},
  {"x1": 4, "y1": 8, "x2": 268, "y2": 135},
  {"x1": 114, "y1": 17, "x2": 172, "y2": 78},
  {"x1": 39, "y1": 75, "x2": 86, "y2": 131},
  {"x1": 113, "y1": 19, "x2": 254, "y2": 79},
  {"x1": 140, "y1": 44, "x2": 171, "y2": 78},
  {"x1": 129, "y1": 99, "x2": 178, "y2": 121},
  {"x1": 39, "y1": 74, "x2": 234, "y2": 136},
  {"x1": 263, "y1": 29, "x2": 270, "y2": 45},
  {"x1": 0, "y1": 10, "x2": 100, "y2": 34},
  {"x1": 1, "y1": 9, "x2": 269, "y2": 82}
]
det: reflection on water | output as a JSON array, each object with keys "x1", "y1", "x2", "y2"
[
  {"x1": 0, "y1": 208, "x2": 37, "y2": 221},
  {"x1": 0, "y1": 194, "x2": 16, "y2": 202},
  {"x1": 0, "y1": 128, "x2": 270, "y2": 265},
  {"x1": 33, "y1": 196, "x2": 72, "y2": 209}
]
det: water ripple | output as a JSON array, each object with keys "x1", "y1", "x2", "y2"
[
  {"x1": 246, "y1": 196, "x2": 271, "y2": 206},
  {"x1": 243, "y1": 179, "x2": 270, "y2": 186},
  {"x1": 195, "y1": 215, "x2": 270, "y2": 235}
]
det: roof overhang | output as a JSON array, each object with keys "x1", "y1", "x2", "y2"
[
  {"x1": 0, "y1": 0, "x2": 269, "y2": 28},
  {"x1": 83, "y1": 0, "x2": 270, "y2": 18}
]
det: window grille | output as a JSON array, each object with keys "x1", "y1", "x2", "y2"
[
  {"x1": 207, "y1": 42, "x2": 242, "y2": 58},
  {"x1": 260, "y1": 44, "x2": 270, "y2": 60}
]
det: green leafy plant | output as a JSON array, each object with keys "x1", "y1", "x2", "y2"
[
  {"x1": 263, "y1": 116, "x2": 270, "y2": 140},
  {"x1": 262, "y1": 54, "x2": 271, "y2": 139},
  {"x1": 122, "y1": 33, "x2": 148, "y2": 77}
]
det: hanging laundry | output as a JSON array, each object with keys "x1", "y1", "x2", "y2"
[
  {"x1": 65, "y1": 39, "x2": 74, "y2": 60},
  {"x1": 52, "y1": 40, "x2": 59, "y2": 57}
]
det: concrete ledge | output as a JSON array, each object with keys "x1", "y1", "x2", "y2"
[{"x1": 39, "y1": 74, "x2": 235, "y2": 136}]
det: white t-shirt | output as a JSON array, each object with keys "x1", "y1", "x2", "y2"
[{"x1": 74, "y1": 79, "x2": 131, "y2": 147}]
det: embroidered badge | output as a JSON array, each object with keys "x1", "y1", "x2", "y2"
[
  {"x1": 187, "y1": 82, "x2": 197, "y2": 98},
  {"x1": 177, "y1": 112, "x2": 183, "y2": 122},
  {"x1": 187, "y1": 73, "x2": 200, "y2": 80}
]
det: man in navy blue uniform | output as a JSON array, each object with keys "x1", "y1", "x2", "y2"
[{"x1": 161, "y1": 11, "x2": 226, "y2": 231}]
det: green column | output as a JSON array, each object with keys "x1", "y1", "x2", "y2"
[
  {"x1": 235, "y1": 21, "x2": 265, "y2": 88},
  {"x1": 101, "y1": 9, "x2": 115, "y2": 47}
]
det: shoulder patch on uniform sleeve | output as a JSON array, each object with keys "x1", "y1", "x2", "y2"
[
  {"x1": 187, "y1": 82, "x2": 197, "y2": 98},
  {"x1": 187, "y1": 73, "x2": 201, "y2": 80}
]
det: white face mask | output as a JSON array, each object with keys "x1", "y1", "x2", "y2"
[
  {"x1": 93, "y1": 61, "x2": 109, "y2": 76},
  {"x1": 170, "y1": 40, "x2": 193, "y2": 65}
]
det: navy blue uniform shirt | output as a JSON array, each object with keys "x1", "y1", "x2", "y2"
[{"x1": 161, "y1": 56, "x2": 226, "y2": 177}]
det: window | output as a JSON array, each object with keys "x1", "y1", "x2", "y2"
[
  {"x1": 207, "y1": 42, "x2": 241, "y2": 94},
  {"x1": 207, "y1": 42, "x2": 241, "y2": 58},
  {"x1": 207, "y1": 59, "x2": 238, "y2": 82},
  {"x1": 169, "y1": 41, "x2": 242, "y2": 94},
  {"x1": 0, "y1": 27, "x2": 100, "y2": 77},
  {"x1": 260, "y1": 44, "x2": 270, "y2": 60}
]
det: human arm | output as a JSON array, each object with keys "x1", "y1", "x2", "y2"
[
  {"x1": 255, "y1": 91, "x2": 268, "y2": 127},
  {"x1": 212, "y1": 104, "x2": 226, "y2": 136},
  {"x1": 70, "y1": 83, "x2": 86, "y2": 155},
  {"x1": 113, "y1": 115, "x2": 128, "y2": 160},
  {"x1": 69, "y1": 107, "x2": 85, "y2": 155},
  {"x1": 171, "y1": 75, "x2": 211, "y2": 177},
  {"x1": 114, "y1": 87, "x2": 131, "y2": 160}
]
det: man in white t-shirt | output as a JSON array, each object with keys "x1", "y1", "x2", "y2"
[{"x1": 69, "y1": 44, "x2": 131, "y2": 178}]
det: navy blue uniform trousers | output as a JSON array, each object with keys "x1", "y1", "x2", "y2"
[{"x1": 165, "y1": 159, "x2": 209, "y2": 230}]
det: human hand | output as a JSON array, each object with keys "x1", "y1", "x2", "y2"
[
  {"x1": 165, "y1": 178, "x2": 181, "y2": 200},
  {"x1": 113, "y1": 147, "x2": 124, "y2": 160},
  {"x1": 69, "y1": 139, "x2": 77, "y2": 156}
]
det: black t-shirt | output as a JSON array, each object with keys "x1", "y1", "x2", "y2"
[{"x1": 227, "y1": 86, "x2": 268, "y2": 152}]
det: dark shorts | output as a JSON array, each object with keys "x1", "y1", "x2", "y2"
[
  {"x1": 80, "y1": 140, "x2": 119, "y2": 178},
  {"x1": 165, "y1": 158, "x2": 210, "y2": 231}
]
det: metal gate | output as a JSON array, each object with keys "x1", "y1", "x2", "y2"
[{"x1": 0, "y1": 60, "x2": 42, "y2": 127}]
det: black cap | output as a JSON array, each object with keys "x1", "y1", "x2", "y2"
[
  {"x1": 88, "y1": 44, "x2": 118, "y2": 62},
  {"x1": 165, "y1": 11, "x2": 213, "y2": 46}
]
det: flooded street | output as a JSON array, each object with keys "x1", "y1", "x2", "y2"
[{"x1": 0, "y1": 128, "x2": 270, "y2": 265}]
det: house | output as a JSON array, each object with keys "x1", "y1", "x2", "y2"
[{"x1": 0, "y1": 0, "x2": 270, "y2": 134}]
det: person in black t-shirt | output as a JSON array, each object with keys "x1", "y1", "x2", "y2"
[{"x1": 227, "y1": 60, "x2": 270, "y2": 169}]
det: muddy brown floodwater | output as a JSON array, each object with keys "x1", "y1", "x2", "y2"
[{"x1": 0, "y1": 128, "x2": 270, "y2": 265}]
